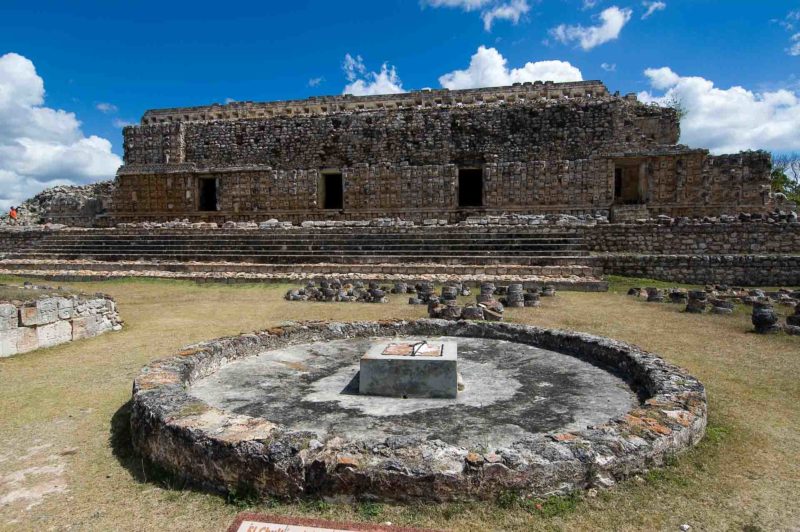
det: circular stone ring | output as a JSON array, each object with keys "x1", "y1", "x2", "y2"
[{"x1": 130, "y1": 319, "x2": 706, "y2": 502}]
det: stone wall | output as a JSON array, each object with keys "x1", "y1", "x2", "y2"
[
  {"x1": 0, "y1": 293, "x2": 122, "y2": 357},
  {"x1": 599, "y1": 255, "x2": 800, "y2": 286},
  {"x1": 112, "y1": 81, "x2": 780, "y2": 222},
  {"x1": 589, "y1": 221, "x2": 800, "y2": 254}
]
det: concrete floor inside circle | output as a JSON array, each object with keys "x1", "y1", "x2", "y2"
[{"x1": 188, "y1": 336, "x2": 638, "y2": 449}]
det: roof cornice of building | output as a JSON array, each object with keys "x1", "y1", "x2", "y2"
[{"x1": 139, "y1": 80, "x2": 616, "y2": 125}]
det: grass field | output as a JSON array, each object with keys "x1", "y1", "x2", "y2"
[{"x1": 0, "y1": 275, "x2": 798, "y2": 531}]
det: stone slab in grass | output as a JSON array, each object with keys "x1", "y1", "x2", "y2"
[{"x1": 227, "y1": 513, "x2": 441, "y2": 532}]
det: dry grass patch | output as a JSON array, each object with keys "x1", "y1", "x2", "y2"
[{"x1": 0, "y1": 275, "x2": 798, "y2": 531}]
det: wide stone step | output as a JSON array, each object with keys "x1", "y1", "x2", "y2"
[
  {"x1": 24, "y1": 243, "x2": 588, "y2": 253},
  {"x1": 0, "y1": 260, "x2": 606, "y2": 290},
  {"x1": 5, "y1": 252, "x2": 592, "y2": 265}
]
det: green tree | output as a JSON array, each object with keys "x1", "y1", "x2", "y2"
[{"x1": 771, "y1": 153, "x2": 800, "y2": 207}]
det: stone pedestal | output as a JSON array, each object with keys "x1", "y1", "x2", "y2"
[{"x1": 359, "y1": 341, "x2": 458, "y2": 399}]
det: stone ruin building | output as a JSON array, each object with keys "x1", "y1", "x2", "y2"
[
  {"x1": 111, "y1": 80, "x2": 777, "y2": 224},
  {"x1": 1, "y1": 81, "x2": 798, "y2": 288}
]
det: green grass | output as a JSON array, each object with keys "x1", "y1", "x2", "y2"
[{"x1": 0, "y1": 275, "x2": 798, "y2": 531}]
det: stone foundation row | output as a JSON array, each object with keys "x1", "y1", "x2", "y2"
[{"x1": 0, "y1": 292, "x2": 122, "y2": 357}]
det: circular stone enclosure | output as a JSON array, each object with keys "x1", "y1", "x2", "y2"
[{"x1": 131, "y1": 320, "x2": 707, "y2": 502}]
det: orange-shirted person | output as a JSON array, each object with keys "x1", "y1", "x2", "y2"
[{"x1": 9, "y1": 206, "x2": 18, "y2": 223}]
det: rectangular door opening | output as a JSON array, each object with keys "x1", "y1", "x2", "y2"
[
  {"x1": 199, "y1": 178, "x2": 218, "y2": 211},
  {"x1": 321, "y1": 172, "x2": 343, "y2": 210},
  {"x1": 458, "y1": 168, "x2": 483, "y2": 207},
  {"x1": 613, "y1": 164, "x2": 643, "y2": 205}
]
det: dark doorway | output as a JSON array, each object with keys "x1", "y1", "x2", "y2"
[
  {"x1": 458, "y1": 168, "x2": 483, "y2": 207},
  {"x1": 614, "y1": 164, "x2": 643, "y2": 204},
  {"x1": 199, "y1": 178, "x2": 217, "y2": 211},
  {"x1": 322, "y1": 173, "x2": 343, "y2": 210}
]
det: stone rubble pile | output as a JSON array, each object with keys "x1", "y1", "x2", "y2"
[
  {"x1": 627, "y1": 284, "x2": 800, "y2": 333},
  {"x1": 284, "y1": 280, "x2": 389, "y2": 303},
  {"x1": 0, "y1": 181, "x2": 113, "y2": 228},
  {"x1": 458, "y1": 213, "x2": 607, "y2": 226},
  {"x1": 625, "y1": 210, "x2": 798, "y2": 226}
]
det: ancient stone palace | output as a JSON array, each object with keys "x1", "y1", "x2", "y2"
[{"x1": 111, "y1": 80, "x2": 776, "y2": 223}]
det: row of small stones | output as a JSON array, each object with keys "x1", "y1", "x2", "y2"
[
  {"x1": 632, "y1": 210, "x2": 798, "y2": 226},
  {"x1": 284, "y1": 280, "x2": 557, "y2": 317},
  {"x1": 628, "y1": 287, "x2": 800, "y2": 335}
]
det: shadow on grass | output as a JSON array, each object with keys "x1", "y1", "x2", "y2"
[
  {"x1": 109, "y1": 400, "x2": 190, "y2": 491},
  {"x1": 110, "y1": 399, "x2": 275, "y2": 507}
]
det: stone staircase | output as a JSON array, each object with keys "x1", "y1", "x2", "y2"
[{"x1": 0, "y1": 227, "x2": 605, "y2": 289}]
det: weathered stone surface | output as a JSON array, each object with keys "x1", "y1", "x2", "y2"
[
  {"x1": 0, "y1": 290, "x2": 121, "y2": 357},
  {"x1": 37, "y1": 320, "x2": 73, "y2": 348},
  {"x1": 0, "y1": 303, "x2": 18, "y2": 332},
  {"x1": 0, "y1": 328, "x2": 18, "y2": 357},
  {"x1": 130, "y1": 320, "x2": 707, "y2": 502},
  {"x1": 20, "y1": 298, "x2": 58, "y2": 326},
  {"x1": 15, "y1": 326, "x2": 39, "y2": 354},
  {"x1": 752, "y1": 303, "x2": 780, "y2": 334}
]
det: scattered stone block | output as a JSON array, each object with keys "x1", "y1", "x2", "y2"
[
  {"x1": 0, "y1": 329, "x2": 19, "y2": 357},
  {"x1": 37, "y1": 320, "x2": 73, "y2": 348},
  {"x1": 0, "y1": 303, "x2": 18, "y2": 332},
  {"x1": 645, "y1": 287, "x2": 664, "y2": 302},
  {"x1": 752, "y1": 302, "x2": 780, "y2": 334},
  {"x1": 20, "y1": 298, "x2": 59, "y2": 326},
  {"x1": 685, "y1": 291, "x2": 708, "y2": 313},
  {"x1": 16, "y1": 326, "x2": 39, "y2": 354}
]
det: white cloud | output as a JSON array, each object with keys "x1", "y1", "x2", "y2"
[
  {"x1": 582, "y1": 0, "x2": 599, "y2": 9},
  {"x1": 550, "y1": 6, "x2": 633, "y2": 50},
  {"x1": 112, "y1": 118, "x2": 135, "y2": 128},
  {"x1": 342, "y1": 53, "x2": 366, "y2": 82},
  {"x1": 0, "y1": 53, "x2": 121, "y2": 210},
  {"x1": 342, "y1": 55, "x2": 404, "y2": 96},
  {"x1": 789, "y1": 33, "x2": 800, "y2": 56},
  {"x1": 644, "y1": 66, "x2": 680, "y2": 90},
  {"x1": 601, "y1": 62, "x2": 616, "y2": 72},
  {"x1": 423, "y1": 0, "x2": 529, "y2": 31},
  {"x1": 481, "y1": 0, "x2": 530, "y2": 31},
  {"x1": 423, "y1": 0, "x2": 491, "y2": 9},
  {"x1": 438, "y1": 46, "x2": 583, "y2": 89},
  {"x1": 95, "y1": 102, "x2": 118, "y2": 114},
  {"x1": 224, "y1": 97, "x2": 236, "y2": 104},
  {"x1": 638, "y1": 66, "x2": 800, "y2": 154},
  {"x1": 308, "y1": 76, "x2": 324, "y2": 87},
  {"x1": 641, "y1": 1, "x2": 666, "y2": 19}
]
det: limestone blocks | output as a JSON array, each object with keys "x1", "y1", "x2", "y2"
[{"x1": 0, "y1": 293, "x2": 122, "y2": 357}]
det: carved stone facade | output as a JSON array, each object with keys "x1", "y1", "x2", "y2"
[{"x1": 111, "y1": 81, "x2": 776, "y2": 223}]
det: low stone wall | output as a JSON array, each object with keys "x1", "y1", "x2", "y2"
[
  {"x1": 589, "y1": 221, "x2": 800, "y2": 255},
  {"x1": 0, "y1": 294, "x2": 122, "y2": 357},
  {"x1": 600, "y1": 255, "x2": 800, "y2": 286},
  {"x1": 131, "y1": 319, "x2": 706, "y2": 502}
]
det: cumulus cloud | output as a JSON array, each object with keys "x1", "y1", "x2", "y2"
[
  {"x1": 308, "y1": 76, "x2": 324, "y2": 88},
  {"x1": 638, "y1": 66, "x2": 800, "y2": 154},
  {"x1": 438, "y1": 46, "x2": 583, "y2": 89},
  {"x1": 342, "y1": 54, "x2": 404, "y2": 96},
  {"x1": 0, "y1": 53, "x2": 121, "y2": 210},
  {"x1": 601, "y1": 62, "x2": 616, "y2": 72},
  {"x1": 95, "y1": 102, "x2": 118, "y2": 114},
  {"x1": 550, "y1": 6, "x2": 633, "y2": 50},
  {"x1": 423, "y1": 0, "x2": 529, "y2": 31},
  {"x1": 641, "y1": 1, "x2": 666, "y2": 19},
  {"x1": 582, "y1": 0, "x2": 599, "y2": 9},
  {"x1": 481, "y1": 0, "x2": 530, "y2": 31}
]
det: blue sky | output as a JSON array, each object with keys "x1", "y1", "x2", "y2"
[{"x1": 1, "y1": 0, "x2": 799, "y2": 208}]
